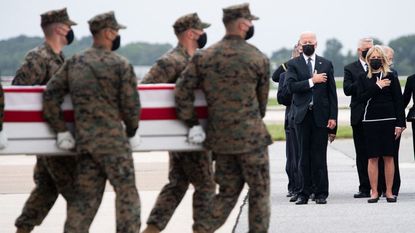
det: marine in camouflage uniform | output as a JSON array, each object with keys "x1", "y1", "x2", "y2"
[
  {"x1": 42, "y1": 12, "x2": 141, "y2": 233},
  {"x1": 0, "y1": 83, "x2": 6, "y2": 146},
  {"x1": 13, "y1": 8, "x2": 78, "y2": 233},
  {"x1": 175, "y1": 4, "x2": 272, "y2": 233},
  {"x1": 141, "y1": 13, "x2": 214, "y2": 233}
]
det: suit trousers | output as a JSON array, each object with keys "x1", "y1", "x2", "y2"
[
  {"x1": 352, "y1": 123, "x2": 371, "y2": 194},
  {"x1": 285, "y1": 118, "x2": 301, "y2": 194},
  {"x1": 297, "y1": 110, "x2": 329, "y2": 199}
]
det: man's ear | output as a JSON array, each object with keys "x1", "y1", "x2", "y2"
[{"x1": 103, "y1": 28, "x2": 114, "y2": 41}]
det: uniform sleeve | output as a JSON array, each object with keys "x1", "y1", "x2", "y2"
[
  {"x1": 119, "y1": 63, "x2": 141, "y2": 137},
  {"x1": 175, "y1": 54, "x2": 201, "y2": 127},
  {"x1": 271, "y1": 64, "x2": 286, "y2": 83},
  {"x1": 0, "y1": 84, "x2": 4, "y2": 131},
  {"x1": 257, "y1": 57, "x2": 270, "y2": 118},
  {"x1": 12, "y1": 51, "x2": 46, "y2": 85},
  {"x1": 141, "y1": 57, "x2": 178, "y2": 84},
  {"x1": 42, "y1": 61, "x2": 70, "y2": 133},
  {"x1": 277, "y1": 73, "x2": 292, "y2": 106}
]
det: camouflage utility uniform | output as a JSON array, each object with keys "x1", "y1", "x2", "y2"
[
  {"x1": 175, "y1": 4, "x2": 272, "y2": 233},
  {"x1": 0, "y1": 84, "x2": 4, "y2": 130},
  {"x1": 43, "y1": 12, "x2": 141, "y2": 233},
  {"x1": 13, "y1": 8, "x2": 77, "y2": 233},
  {"x1": 141, "y1": 13, "x2": 214, "y2": 232}
]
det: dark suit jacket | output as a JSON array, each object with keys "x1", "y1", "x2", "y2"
[
  {"x1": 272, "y1": 62, "x2": 288, "y2": 83},
  {"x1": 285, "y1": 54, "x2": 338, "y2": 128},
  {"x1": 277, "y1": 72, "x2": 292, "y2": 130},
  {"x1": 343, "y1": 60, "x2": 367, "y2": 126},
  {"x1": 403, "y1": 74, "x2": 415, "y2": 109}
]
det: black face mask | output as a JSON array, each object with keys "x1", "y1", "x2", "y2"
[
  {"x1": 197, "y1": 33, "x2": 207, "y2": 49},
  {"x1": 65, "y1": 29, "x2": 74, "y2": 45},
  {"x1": 302, "y1": 44, "x2": 315, "y2": 56},
  {"x1": 245, "y1": 25, "x2": 254, "y2": 40},
  {"x1": 111, "y1": 35, "x2": 121, "y2": 51},
  {"x1": 369, "y1": 59, "x2": 383, "y2": 70},
  {"x1": 361, "y1": 49, "x2": 369, "y2": 59}
]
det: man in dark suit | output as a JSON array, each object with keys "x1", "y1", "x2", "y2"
[
  {"x1": 277, "y1": 44, "x2": 301, "y2": 200},
  {"x1": 343, "y1": 38, "x2": 373, "y2": 198},
  {"x1": 286, "y1": 31, "x2": 338, "y2": 205}
]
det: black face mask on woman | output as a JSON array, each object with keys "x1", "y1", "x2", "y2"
[
  {"x1": 197, "y1": 33, "x2": 207, "y2": 49},
  {"x1": 245, "y1": 25, "x2": 254, "y2": 40},
  {"x1": 369, "y1": 59, "x2": 383, "y2": 70},
  {"x1": 111, "y1": 35, "x2": 121, "y2": 51}
]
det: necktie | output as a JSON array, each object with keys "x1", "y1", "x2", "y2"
[
  {"x1": 307, "y1": 57, "x2": 314, "y2": 107},
  {"x1": 307, "y1": 57, "x2": 313, "y2": 76}
]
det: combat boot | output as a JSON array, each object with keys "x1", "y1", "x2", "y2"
[
  {"x1": 141, "y1": 224, "x2": 160, "y2": 233},
  {"x1": 16, "y1": 228, "x2": 31, "y2": 233}
]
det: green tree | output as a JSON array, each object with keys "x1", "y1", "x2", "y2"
[
  {"x1": 323, "y1": 38, "x2": 345, "y2": 76},
  {"x1": 389, "y1": 34, "x2": 415, "y2": 76},
  {"x1": 270, "y1": 47, "x2": 291, "y2": 70}
]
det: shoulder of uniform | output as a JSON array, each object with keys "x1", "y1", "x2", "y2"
[
  {"x1": 246, "y1": 42, "x2": 268, "y2": 59},
  {"x1": 111, "y1": 52, "x2": 132, "y2": 66},
  {"x1": 24, "y1": 46, "x2": 44, "y2": 60}
]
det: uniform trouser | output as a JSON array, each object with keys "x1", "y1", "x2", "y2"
[
  {"x1": 286, "y1": 119, "x2": 301, "y2": 195},
  {"x1": 378, "y1": 136, "x2": 401, "y2": 195},
  {"x1": 146, "y1": 151, "x2": 214, "y2": 232},
  {"x1": 64, "y1": 152, "x2": 140, "y2": 233},
  {"x1": 297, "y1": 110, "x2": 329, "y2": 199},
  {"x1": 352, "y1": 123, "x2": 371, "y2": 194},
  {"x1": 207, "y1": 147, "x2": 270, "y2": 233},
  {"x1": 15, "y1": 156, "x2": 76, "y2": 231}
]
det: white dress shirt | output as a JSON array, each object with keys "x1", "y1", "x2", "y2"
[{"x1": 303, "y1": 53, "x2": 316, "y2": 88}]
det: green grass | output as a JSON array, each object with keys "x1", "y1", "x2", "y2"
[
  {"x1": 267, "y1": 98, "x2": 279, "y2": 107},
  {"x1": 266, "y1": 124, "x2": 353, "y2": 141}
]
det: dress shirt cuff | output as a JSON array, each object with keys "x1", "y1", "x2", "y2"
[
  {"x1": 376, "y1": 83, "x2": 383, "y2": 89},
  {"x1": 308, "y1": 78, "x2": 314, "y2": 88}
]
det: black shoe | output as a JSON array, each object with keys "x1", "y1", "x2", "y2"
[
  {"x1": 386, "y1": 196, "x2": 397, "y2": 203},
  {"x1": 367, "y1": 197, "x2": 379, "y2": 203},
  {"x1": 309, "y1": 193, "x2": 316, "y2": 201},
  {"x1": 354, "y1": 191, "x2": 370, "y2": 198},
  {"x1": 315, "y1": 198, "x2": 327, "y2": 204},
  {"x1": 289, "y1": 194, "x2": 298, "y2": 202},
  {"x1": 295, "y1": 196, "x2": 308, "y2": 205},
  {"x1": 286, "y1": 191, "x2": 294, "y2": 197}
]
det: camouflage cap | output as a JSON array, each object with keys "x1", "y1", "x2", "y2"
[
  {"x1": 88, "y1": 11, "x2": 126, "y2": 34},
  {"x1": 40, "y1": 8, "x2": 77, "y2": 27},
  {"x1": 222, "y1": 3, "x2": 259, "y2": 24},
  {"x1": 173, "y1": 13, "x2": 210, "y2": 35}
]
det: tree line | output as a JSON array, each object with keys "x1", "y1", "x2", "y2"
[
  {"x1": 270, "y1": 34, "x2": 415, "y2": 77},
  {"x1": 0, "y1": 35, "x2": 172, "y2": 76},
  {"x1": 1, "y1": 34, "x2": 414, "y2": 77}
]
